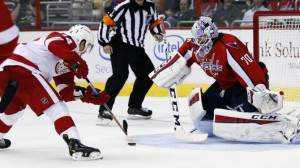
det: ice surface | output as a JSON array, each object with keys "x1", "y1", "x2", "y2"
[{"x1": 1, "y1": 97, "x2": 300, "y2": 168}]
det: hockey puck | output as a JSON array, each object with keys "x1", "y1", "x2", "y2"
[{"x1": 128, "y1": 142, "x2": 136, "y2": 146}]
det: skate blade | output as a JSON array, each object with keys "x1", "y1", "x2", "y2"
[
  {"x1": 127, "y1": 114, "x2": 151, "y2": 120},
  {"x1": 71, "y1": 152, "x2": 103, "y2": 161},
  {"x1": 96, "y1": 118, "x2": 112, "y2": 126}
]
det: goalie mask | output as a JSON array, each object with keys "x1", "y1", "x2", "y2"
[
  {"x1": 191, "y1": 16, "x2": 218, "y2": 61},
  {"x1": 68, "y1": 24, "x2": 94, "y2": 55}
]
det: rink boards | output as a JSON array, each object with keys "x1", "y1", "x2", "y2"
[{"x1": 18, "y1": 29, "x2": 300, "y2": 103}]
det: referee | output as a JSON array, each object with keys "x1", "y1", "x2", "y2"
[{"x1": 97, "y1": 0, "x2": 163, "y2": 124}]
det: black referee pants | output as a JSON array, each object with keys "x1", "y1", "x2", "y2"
[{"x1": 99, "y1": 39, "x2": 154, "y2": 112}]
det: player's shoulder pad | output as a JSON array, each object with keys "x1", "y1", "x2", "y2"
[
  {"x1": 184, "y1": 38, "x2": 196, "y2": 47},
  {"x1": 183, "y1": 38, "x2": 197, "y2": 50},
  {"x1": 45, "y1": 32, "x2": 77, "y2": 49},
  {"x1": 221, "y1": 33, "x2": 241, "y2": 49},
  {"x1": 45, "y1": 32, "x2": 65, "y2": 45},
  {"x1": 46, "y1": 32, "x2": 63, "y2": 39},
  {"x1": 177, "y1": 38, "x2": 196, "y2": 55}
]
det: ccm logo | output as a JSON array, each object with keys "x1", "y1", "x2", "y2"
[{"x1": 251, "y1": 115, "x2": 277, "y2": 120}]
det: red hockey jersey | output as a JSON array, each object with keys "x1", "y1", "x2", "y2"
[
  {"x1": 0, "y1": 0, "x2": 19, "y2": 63},
  {"x1": 1, "y1": 32, "x2": 82, "y2": 102},
  {"x1": 178, "y1": 33, "x2": 268, "y2": 90}
]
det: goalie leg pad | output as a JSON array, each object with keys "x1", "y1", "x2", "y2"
[
  {"x1": 213, "y1": 108, "x2": 300, "y2": 143},
  {"x1": 188, "y1": 87, "x2": 213, "y2": 135},
  {"x1": 149, "y1": 52, "x2": 191, "y2": 88}
]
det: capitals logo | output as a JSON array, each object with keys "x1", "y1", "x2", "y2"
[
  {"x1": 153, "y1": 35, "x2": 184, "y2": 61},
  {"x1": 200, "y1": 61, "x2": 223, "y2": 71}
]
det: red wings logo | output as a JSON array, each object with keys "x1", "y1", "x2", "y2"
[{"x1": 55, "y1": 62, "x2": 70, "y2": 75}]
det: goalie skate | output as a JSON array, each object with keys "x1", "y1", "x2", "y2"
[
  {"x1": 63, "y1": 135, "x2": 103, "y2": 161},
  {"x1": 0, "y1": 138, "x2": 11, "y2": 149}
]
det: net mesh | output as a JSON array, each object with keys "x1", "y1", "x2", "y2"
[{"x1": 258, "y1": 15, "x2": 300, "y2": 110}]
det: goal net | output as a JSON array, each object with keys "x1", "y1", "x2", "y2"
[{"x1": 253, "y1": 11, "x2": 300, "y2": 110}]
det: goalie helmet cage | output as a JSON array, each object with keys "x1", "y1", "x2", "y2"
[{"x1": 253, "y1": 11, "x2": 300, "y2": 110}]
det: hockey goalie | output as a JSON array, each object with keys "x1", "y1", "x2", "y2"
[{"x1": 149, "y1": 16, "x2": 300, "y2": 143}]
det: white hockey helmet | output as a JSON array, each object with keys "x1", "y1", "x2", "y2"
[
  {"x1": 68, "y1": 24, "x2": 94, "y2": 55},
  {"x1": 191, "y1": 16, "x2": 218, "y2": 60}
]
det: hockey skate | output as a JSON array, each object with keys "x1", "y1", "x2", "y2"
[
  {"x1": 127, "y1": 107, "x2": 152, "y2": 120},
  {"x1": 63, "y1": 134, "x2": 103, "y2": 161},
  {"x1": 0, "y1": 138, "x2": 11, "y2": 149},
  {"x1": 97, "y1": 110, "x2": 113, "y2": 125}
]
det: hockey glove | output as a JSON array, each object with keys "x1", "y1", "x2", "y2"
[
  {"x1": 81, "y1": 86, "x2": 110, "y2": 105},
  {"x1": 64, "y1": 52, "x2": 89, "y2": 79}
]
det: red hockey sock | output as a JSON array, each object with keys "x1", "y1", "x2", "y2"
[{"x1": 54, "y1": 116, "x2": 76, "y2": 135}]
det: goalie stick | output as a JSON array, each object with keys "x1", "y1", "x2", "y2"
[
  {"x1": 0, "y1": 79, "x2": 19, "y2": 113},
  {"x1": 159, "y1": 15, "x2": 207, "y2": 142}
]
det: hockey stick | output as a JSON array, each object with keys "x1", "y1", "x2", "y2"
[
  {"x1": 85, "y1": 78, "x2": 128, "y2": 136},
  {"x1": 0, "y1": 79, "x2": 18, "y2": 113},
  {"x1": 67, "y1": 63, "x2": 129, "y2": 136},
  {"x1": 159, "y1": 15, "x2": 207, "y2": 142}
]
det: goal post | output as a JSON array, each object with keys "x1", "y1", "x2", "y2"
[{"x1": 253, "y1": 11, "x2": 300, "y2": 110}]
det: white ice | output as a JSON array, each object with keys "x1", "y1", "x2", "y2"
[{"x1": 1, "y1": 96, "x2": 300, "y2": 168}]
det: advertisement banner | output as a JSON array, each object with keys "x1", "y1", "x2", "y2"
[{"x1": 18, "y1": 29, "x2": 254, "y2": 85}]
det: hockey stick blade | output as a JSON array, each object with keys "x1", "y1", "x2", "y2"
[
  {"x1": 175, "y1": 127, "x2": 208, "y2": 142},
  {"x1": 0, "y1": 79, "x2": 19, "y2": 113},
  {"x1": 123, "y1": 120, "x2": 128, "y2": 135},
  {"x1": 83, "y1": 77, "x2": 129, "y2": 136},
  {"x1": 169, "y1": 85, "x2": 208, "y2": 142},
  {"x1": 69, "y1": 65, "x2": 130, "y2": 137},
  {"x1": 103, "y1": 103, "x2": 128, "y2": 136},
  {"x1": 159, "y1": 17, "x2": 207, "y2": 142}
]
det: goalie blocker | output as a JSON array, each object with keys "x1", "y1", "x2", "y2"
[{"x1": 149, "y1": 52, "x2": 191, "y2": 88}]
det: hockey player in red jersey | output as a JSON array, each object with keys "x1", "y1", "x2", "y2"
[
  {"x1": 0, "y1": 0, "x2": 19, "y2": 63},
  {"x1": 150, "y1": 16, "x2": 300, "y2": 143},
  {"x1": 0, "y1": 25, "x2": 110, "y2": 160}
]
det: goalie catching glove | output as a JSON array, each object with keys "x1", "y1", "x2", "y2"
[
  {"x1": 149, "y1": 51, "x2": 191, "y2": 88},
  {"x1": 75, "y1": 86, "x2": 110, "y2": 105},
  {"x1": 247, "y1": 84, "x2": 284, "y2": 114}
]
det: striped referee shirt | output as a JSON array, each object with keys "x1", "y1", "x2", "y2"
[{"x1": 97, "y1": 0, "x2": 162, "y2": 48}]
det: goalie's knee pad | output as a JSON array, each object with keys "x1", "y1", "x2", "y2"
[
  {"x1": 149, "y1": 51, "x2": 191, "y2": 88},
  {"x1": 188, "y1": 87, "x2": 213, "y2": 135}
]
